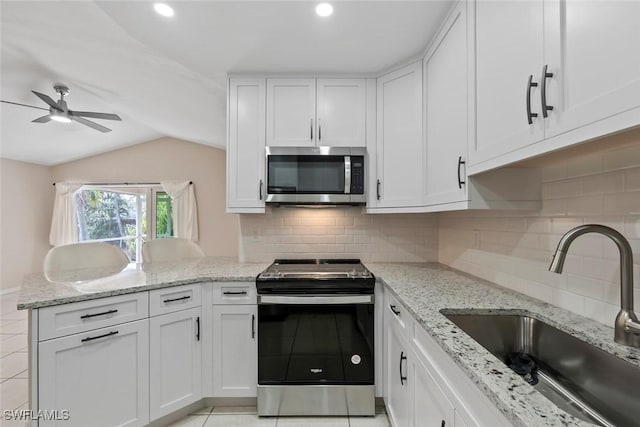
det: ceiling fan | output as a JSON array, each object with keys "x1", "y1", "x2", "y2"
[{"x1": 0, "y1": 85, "x2": 122, "y2": 133}]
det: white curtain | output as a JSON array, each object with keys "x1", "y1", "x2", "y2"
[
  {"x1": 161, "y1": 181, "x2": 199, "y2": 241},
  {"x1": 49, "y1": 182, "x2": 83, "y2": 246}
]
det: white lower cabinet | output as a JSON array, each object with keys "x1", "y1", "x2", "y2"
[
  {"x1": 38, "y1": 319, "x2": 149, "y2": 427},
  {"x1": 384, "y1": 293, "x2": 512, "y2": 427},
  {"x1": 212, "y1": 304, "x2": 257, "y2": 397},
  {"x1": 385, "y1": 322, "x2": 410, "y2": 427},
  {"x1": 410, "y1": 346, "x2": 455, "y2": 427},
  {"x1": 149, "y1": 307, "x2": 202, "y2": 421}
]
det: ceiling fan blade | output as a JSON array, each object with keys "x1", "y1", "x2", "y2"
[
  {"x1": 70, "y1": 111, "x2": 122, "y2": 121},
  {"x1": 32, "y1": 115, "x2": 52, "y2": 123},
  {"x1": 74, "y1": 116, "x2": 112, "y2": 133},
  {"x1": 1, "y1": 100, "x2": 49, "y2": 111},
  {"x1": 32, "y1": 91, "x2": 61, "y2": 110}
]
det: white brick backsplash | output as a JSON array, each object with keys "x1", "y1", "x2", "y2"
[
  {"x1": 439, "y1": 140, "x2": 640, "y2": 327},
  {"x1": 567, "y1": 153, "x2": 603, "y2": 178},
  {"x1": 582, "y1": 171, "x2": 624, "y2": 195},
  {"x1": 542, "y1": 178, "x2": 582, "y2": 200},
  {"x1": 239, "y1": 207, "x2": 438, "y2": 263},
  {"x1": 604, "y1": 144, "x2": 640, "y2": 171},
  {"x1": 552, "y1": 288, "x2": 585, "y2": 316}
]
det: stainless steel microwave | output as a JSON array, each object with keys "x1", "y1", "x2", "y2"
[{"x1": 265, "y1": 146, "x2": 366, "y2": 205}]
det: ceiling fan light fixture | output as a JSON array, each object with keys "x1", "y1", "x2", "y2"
[
  {"x1": 315, "y1": 3, "x2": 333, "y2": 17},
  {"x1": 154, "y1": 3, "x2": 175, "y2": 17},
  {"x1": 50, "y1": 110, "x2": 71, "y2": 123}
]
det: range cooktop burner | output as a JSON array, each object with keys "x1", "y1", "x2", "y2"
[{"x1": 256, "y1": 259, "x2": 375, "y2": 294}]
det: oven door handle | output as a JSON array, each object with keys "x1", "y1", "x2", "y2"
[{"x1": 258, "y1": 295, "x2": 374, "y2": 305}]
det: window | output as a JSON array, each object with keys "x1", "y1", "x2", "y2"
[{"x1": 76, "y1": 186, "x2": 172, "y2": 262}]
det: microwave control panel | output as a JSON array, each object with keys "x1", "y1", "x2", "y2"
[{"x1": 350, "y1": 156, "x2": 365, "y2": 194}]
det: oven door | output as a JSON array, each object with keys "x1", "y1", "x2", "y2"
[{"x1": 258, "y1": 295, "x2": 374, "y2": 386}]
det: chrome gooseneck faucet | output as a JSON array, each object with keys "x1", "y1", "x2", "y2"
[{"x1": 549, "y1": 224, "x2": 640, "y2": 347}]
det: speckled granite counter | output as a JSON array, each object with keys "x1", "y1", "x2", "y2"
[
  {"x1": 17, "y1": 257, "x2": 269, "y2": 310},
  {"x1": 17, "y1": 260, "x2": 640, "y2": 426},
  {"x1": 369, "y1": 262, "x2": 640, "y2": 427}
]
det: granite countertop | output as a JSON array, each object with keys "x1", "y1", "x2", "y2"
[
  {"x1": 17, "y1": 259, "x2": 640, "y2": 426},
  {"x1": 369, "y1": 262, "x2": 640, "y2": 427},
  {"x1": 17, "y1": 257, "x2": 269, "y2": 310}
]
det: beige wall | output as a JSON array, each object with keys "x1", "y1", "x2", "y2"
[
  {"x1": 1, "y1": 158, "x2": 53, "y2": 292},
  {"x1": 239, "y1": 207, "x2": 439, "y2": 263},
  {"x1": 439, "y1": 140, "x2": 640, "y2": 327},
  {"x1": 51, "y1": 137, "x2": 238, "y2": 258}
]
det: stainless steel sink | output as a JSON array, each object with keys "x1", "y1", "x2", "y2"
[{"x1": 443, "y1": 312, "x2": 640, "y2": 427}]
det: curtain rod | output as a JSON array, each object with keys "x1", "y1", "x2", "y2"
[{"x1": 53, "y1": 181, "x2": 193, "y2": 186}]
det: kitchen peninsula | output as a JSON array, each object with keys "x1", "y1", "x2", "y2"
[{"x1": 18, "y1": 258, "x2": 640, "y2": 426}]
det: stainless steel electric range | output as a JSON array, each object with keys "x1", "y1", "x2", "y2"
[{"x1": 256, "y1": 259, "x2": 375, "y2": 417}]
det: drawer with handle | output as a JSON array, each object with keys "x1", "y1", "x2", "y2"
[
  {"x1": 39, "y1": 292, "x2": 149, "y2": 341},
  {"x1": 212, "y1": 282, "x2": 256, "y2": 305},
  {"x1": 385, "y1": 291, "x2": 407, "y2": 332},
  {"x1": 149, "y1": 284, "x2": 202, "y2": 316}
]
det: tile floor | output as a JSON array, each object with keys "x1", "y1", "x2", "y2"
[{"x1": 0, "y1": 291, "x2": 389, "y2": 427}]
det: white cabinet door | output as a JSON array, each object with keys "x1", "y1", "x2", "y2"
[
  {"x1": 316, "y1": 79, "x2": 366, "y2": 147},
  {"x1": 375, "y1": 61, "x2": 424, "y2": 208},
  {"x1": 227, "y1": 78, "x2": 266, "y2": 212},
  {"x1": 38, "y1": 319, "x2": 149, "y2": 427},
  {"x1": 149, "y1": 307, "x2": 202, "y2": 421},
  {"x1": 472, "y1": 0, "x2": 544, "y2": 166},
  {"x1": 212, "y1": 304, "x2": 257, "y2": 397},
  {"x1": 385, "y1": 322, "x2": 409, "y2": 427},
  {"x1": 424, "y1": 4, "x2": 469, "y2": 206},
  {"x1": 543, "y1": 0, "x2": 640, "y2": 139},
  {"x1": 410, "y1": 348, "x2": 455, "y2": 427},
  {"x1": 266, "y1": 79, "x2": 316, "y2": 147}
]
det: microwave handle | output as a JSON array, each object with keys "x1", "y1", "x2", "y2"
[{"x1": 344, "y1": 155, "x2": 351, "y2": 194}]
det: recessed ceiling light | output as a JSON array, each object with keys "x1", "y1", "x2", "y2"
[
  {"x1": 154, "y1": 3, "x2": 175, "y2": 17},
  {"x1": 315, "y1": 3, "x2": 333, "y2": 17}
]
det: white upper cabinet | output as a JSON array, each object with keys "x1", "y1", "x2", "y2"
[
  {"x1": 543, "y1": 0, "x2": 640, "y2": 139},
  {"x1": 374, "y1": 61, "x2": 424, "y2": 208},
  {"x1": 472, "y1": 0, "x2": 545, "y2": 166},
  {"x1": 266, "y1": 78, "x2": 367, "y2": 147},
  {"x1": 424, "y1": 3, "x2": 469, "y2": 206},
  {"x1": 266, "y1": 79, "x2": 317, "y2": 146},
  {"x1": 227, "y1": 78, "x2": 266, "y2": 213},
  {"x1": 316, "y1": 79, "x2": 367, "y2": 147},
  {"x1": 470, "y1": 0, "x2": 640, "y2": 174}
]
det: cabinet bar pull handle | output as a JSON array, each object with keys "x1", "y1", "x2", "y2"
[
  {"x1": 376, "y1": 179, "x2": 381, "y2": 200},
  {"x1": 81, "y1": 330, "x2": 118, "y2": 343},
  {"x1": 310, "y1": 118, "x2": 313, "y2": 141},
  {"x1": 163, "y1": 295, "x2": 191, "y2": 304},
  {"x1": 400, "y1": 351, "x2": 407, "y2": 385},
  {"x1": 80, "y1": 309, "x2": 118, "y2": 319},
  {"x1": 457, "y1": 156, "x2": 466, "y2": 189},
  {"x1": 223, "y1": 290, "x2": 248, "y2": 295},
  {"x1": 259, "y1": 179, "x2": 263, "y2": 201},
  {"x1": 251, "y1": 314, "x2": 256, "y2": 339},
  {"x1": 389, "y1": 304, "x2": 400, "y2": 316},
  {"x1": 541, "y1": 64, "x2": 554, "y2": 118},
  {"x1": 441, "y1": 421, "x2": 446, "y2": 427},
  {"x1": 196, "y1": 316, "x2": 200, "y2": 341},
  {"x1": 526, "y1": 75, "x2": 538, "y2": 125},
  {"x1": 318, "y1": 119, "x2": 322, "y2": 141}
]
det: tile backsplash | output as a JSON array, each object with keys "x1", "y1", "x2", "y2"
[
  {"x1": 439, "y1": 143, "x2": 640, "y2": 327},
  {"x1": 238, "y1": 142, "x2": 640, "y2": 328},
  {"x1": 239, "y1": 207, "x2": 438, "y2": 263}
]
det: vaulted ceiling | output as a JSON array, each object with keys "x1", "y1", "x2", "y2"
[{"x1": 1, "y1": 1, "x2": 453, "y2": 166}]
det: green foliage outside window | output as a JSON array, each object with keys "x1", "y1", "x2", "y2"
[{"x1": 156, "y1": 192, "x2": 173, "y2": 238}]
